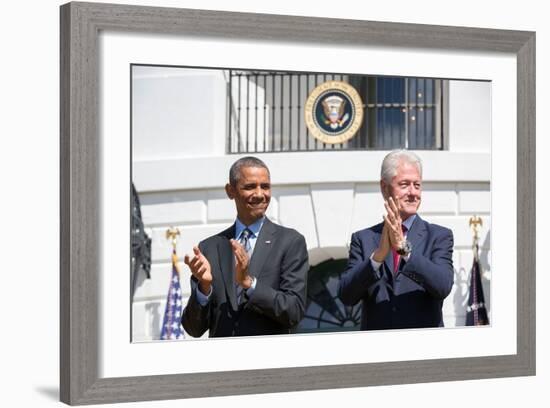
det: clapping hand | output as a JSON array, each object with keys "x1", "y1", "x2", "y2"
[
  {"x1": 230, "y1": 239, "x2": 253, "y2": 289},
  {"x1": 184, "y1": 246, "x2": 212, "y2": 295},
  {"x1": 384, "y1": 196, "x2": 405, "y2": 251},
  {"x1": 373, "y1": 197, "x2": 404, "y2": 262}
]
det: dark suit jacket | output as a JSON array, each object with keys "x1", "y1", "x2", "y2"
[
  {"x1": 338, "y1": 216, "x2": 454, "y2": 330},
  {"x1": 182, "y1": 218, "x2": 308, "y2": 337}
]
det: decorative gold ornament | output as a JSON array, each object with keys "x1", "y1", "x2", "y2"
[{"x1": 165, "y1": 227, "x2": 180, "y2": 249}]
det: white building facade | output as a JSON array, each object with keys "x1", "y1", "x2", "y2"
[{"x1": 131, "y1": 66, "x2": 491, "y2": 341}]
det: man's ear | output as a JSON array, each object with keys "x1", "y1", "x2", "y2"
[{"x1": 225, "y1": 183, "x2": 234, "y2": 200}]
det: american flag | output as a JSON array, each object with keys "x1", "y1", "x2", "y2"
[
  {"x1": 466, "y1": 249, "x2": 489, "y2": 326},
  {"x1": 160, "y1": 250, "x2": 185, "y2": 340}
]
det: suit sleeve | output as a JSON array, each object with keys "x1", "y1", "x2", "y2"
[
  {"x1": 401, "y1": 228, "x2": 454, "y2": 299},
  {"x1": 246, "y1": 233, "x2": 308, "y2": 328},
  {"x1": 338, "y1": 232, "x2": 382, "y2": 306},
  {"x1": 181, "y1": 243, "x2": 211, "y2": 338}
]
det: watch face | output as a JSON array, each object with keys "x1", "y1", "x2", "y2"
[{"x1": 398, "y1": 240, "x2": 412, "y2": 255}]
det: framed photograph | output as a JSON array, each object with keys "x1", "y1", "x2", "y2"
[
  {"x1": 130, "y1": 64, "x2": 491, "y2": 341},
  {"x1": 60, "y1": 1, "x2": 535, "y2": 405}
]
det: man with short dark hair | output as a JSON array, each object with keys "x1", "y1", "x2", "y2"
[
  {"x1": 182, "y1": 156, "x2": 308, "y2": 337},
  {"x1": 338, "y1": 150, "x2": 454, "y2": 330}
]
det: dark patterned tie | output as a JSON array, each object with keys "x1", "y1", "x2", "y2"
[
  {"x1": 239, "y1": 228, "x2": 252, "y2": 256},
  {"x1": 236, "y1": 228, "x2": 253, "y2": 303}
]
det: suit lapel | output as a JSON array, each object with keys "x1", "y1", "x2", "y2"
[
  {"x1": 217, "y1": 224, "x2": 238, "y2": 311},
  {"x1": 406, "y1": 215, "x2": 426, "y2": 258},
  {"x1": 248, "y1": 218, "x2": 277, "y2": 280},
  {"x1": 385, "y1": 248, "x2": 395, "y2": 279},
  {"x1": 391, "y1": 216, "x2": 426, "y2": 278}
]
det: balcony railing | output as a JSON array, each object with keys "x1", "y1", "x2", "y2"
[{"x1": 227, "y1": 71, "x2": 444, "y2": 154}]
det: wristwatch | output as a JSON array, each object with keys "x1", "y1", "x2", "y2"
[{"x1": 396, "y1": 239, "x2": 412, "y2": 256}]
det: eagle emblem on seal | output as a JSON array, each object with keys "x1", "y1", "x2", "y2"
[
  {"x1": 322, "y1": 95, "x2": 350, "y2": 129},
  {"x1": 304, "y1": 80, "x2": 363, "y2": 144}
]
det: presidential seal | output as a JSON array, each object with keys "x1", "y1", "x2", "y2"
[{"x1": 304, "y1": 80, "x2": 364, "y2": 144}]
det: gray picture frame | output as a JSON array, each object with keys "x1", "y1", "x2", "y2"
[{"x1": 60, "y1": 1, "x2": 536, "y2": 405}]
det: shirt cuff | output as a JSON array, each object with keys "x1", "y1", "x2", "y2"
[
  {"x1": 369, "y1": 253, "x2": 382, "y2": 271},
  {"x1": 245, "y1": 276, "x2": 257, "y2": 297},
  {"x1": 402, "y1": 252, "x2": 411, "y2": 262},
  {"x1": 195, "y1": 285, "x2": 212, "y2": 306}
]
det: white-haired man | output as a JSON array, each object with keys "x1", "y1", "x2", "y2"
[{"x1": 339, "y1": 150, "x2": 454, "y2": 330}]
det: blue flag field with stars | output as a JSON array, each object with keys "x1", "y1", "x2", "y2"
[{"x1": 160, "y1": 250, "x2": 185, "y2": 340}]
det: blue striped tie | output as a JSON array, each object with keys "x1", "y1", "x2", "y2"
[{"x1": 236, "y1": 228, "x2": 253, "y2": 303}]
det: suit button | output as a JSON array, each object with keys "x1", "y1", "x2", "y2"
[{"x1": 392, "y1": 307, "x2": 397, "y2": 312}]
